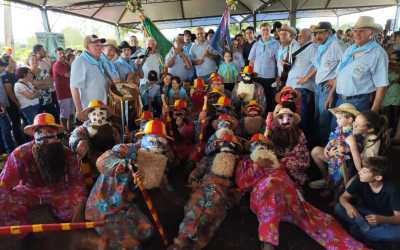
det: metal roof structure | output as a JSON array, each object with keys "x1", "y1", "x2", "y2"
[{"x1": 9, "y1": 0, "x2": 399, "y2": 29}]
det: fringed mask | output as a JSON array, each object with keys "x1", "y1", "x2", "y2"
[
  {"x1": 140, "y1": 134, "x2": 168, "y2": 154},
  {"x1": 88, "y1": 107, "x2": 111, "y2": 137}
]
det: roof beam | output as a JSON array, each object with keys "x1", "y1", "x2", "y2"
[
  {"x1": 117, "y1": 7, "x2": 128, "y2": 25},
  {"x1": 179, "y1": 0, "x2": 185, "y2": 18},
  {"x1": 278, "y1": 0, "x2": 289, "y2": 10},
  {"x1": 324, "y1": 0, "x2": 332, "y2": 9},
  {"x1": 299, "y1": 0, "x2": 310, "y2": 9},
  {"x1": 90, "y1": 3, "x2": 105, "y2": 18},
  {"x1": 237, "y1": 0, "x2": 252, "y2": 12}
]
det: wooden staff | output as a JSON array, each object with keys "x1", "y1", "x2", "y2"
[
  {"x1": 0, "y1": 221, "x2": 104, "y2": 235},
  {"x1": 129, "y1": 162, "x2": 168, "y2": 246},
  {"x1": 199, "y1": 95, "x2": 208, "y2": 142}
]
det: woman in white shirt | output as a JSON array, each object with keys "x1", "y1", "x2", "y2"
[{"x1": 15, "y1": 67, "x2": 40, "y2": 124}]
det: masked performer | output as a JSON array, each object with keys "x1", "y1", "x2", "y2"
[
  {"x1": 69, "y1": 100, "x2": 120, "y2": 187},
  {"x1": 0, "y1": 113, "x2": 85, "y2": 226},
  {"x1": 241, "y1": 100, "x2": 265, "y2": 138},
  {"x1": 85, "y1": 143, "x2": 154, "y2": 250},
  {"x1": 235, "y1": 135, "x2": 369, "y2": 250},
  {"x1": 168, "y1": 128, "x2": 242, "y2": 250},
  {"x1": 232, "y1": 66, "x2": 266, "y2": 115},
  {"x1": 190, "y1": 78, "x2": 207, "y2": 115},
  {"x1": 270, "y1": 104, "x2": 309, "y2": 187}
]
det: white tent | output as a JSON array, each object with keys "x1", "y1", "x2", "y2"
[{"x1": 9, "y1": 0, "x2": 400, "y2": 29}]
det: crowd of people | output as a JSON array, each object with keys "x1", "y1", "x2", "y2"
[{"x1": 0, "y1": 15, "x2": 399, "y2": 250}]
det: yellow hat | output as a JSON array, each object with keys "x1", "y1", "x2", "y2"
[
  {"x1": 82, "y1": 100, "x2": 112, "y2": 118},
  {"x1": 173, "y1": 99, "x2": 188, "y2": 111},
  {"x1": 24, "y1": 113, "x2": 64, "y2": 136},
  {"x1": 214, "y1": 96, "x2": 232, "y2": 106},
  {"x1": 241, "y1": 65, "x2": 254, "y2": 75},
  {"x1": 135, "y1": 119, "x2": 173, "y2": 140}
]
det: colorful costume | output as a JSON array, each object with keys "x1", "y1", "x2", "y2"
[
  {"x1": 235, "y1": 152, "x2": 368, "y2": 250},
  {"x1": 169, "y1": 131, "x2": 242, "y2": 250},
  {"x1": 325, "y1": 126, "x2": 353, "y2": 184},
  {"x1": 0, "y1": 141, "x2": 85, "y2": 226},
  {"x1": 85, "y1": 144, "x2": 153, "y2": 250}
]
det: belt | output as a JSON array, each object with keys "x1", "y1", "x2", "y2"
[{"x1": 338, "y1": 93, "x2": 370, "y2": 100}]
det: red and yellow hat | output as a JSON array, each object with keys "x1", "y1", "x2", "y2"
[
  {"x1": 241, "y1": 65, "x2": 254, "y2": 75},
  {"x1": 82, "y1": 100, "x2": 112, "y2": 118},
  {"x1": 173, "y1": 99, "x2": 188, "y2": 111},
  {"x1": 135, "y1": 111, "x2": 153, "y2": 123},
  {"x1": 209, "y1": 73, "x2": 224, "y2": 84},
  {"x1": 214, "y1": 96, "x2": 231, "y2": 107},
  {"x1": 250, "y1": 133, "x2": 269, "y2": 144},
  {"x1": 24, "y1": 113, "x2": 64, "y2": 136},
  {"x1": 193, "y1": 78, "x2": 206, "y2": 90},
  {"x1": 135, "y1": 119, "x2": 173, "y2": 140},
  {"x1": 214, "y1": 114, "x2": 239, "y2": 130}
]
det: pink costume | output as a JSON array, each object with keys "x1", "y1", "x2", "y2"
[
  {"x1": 0, "y1": 141, "x2": 85, "y2": 226},
  {"x1": 235, "y1": 159, "x2": 369, "y2": 250}
]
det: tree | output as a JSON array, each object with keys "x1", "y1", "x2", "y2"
[{"x1": 62, "y1": 27, "x2": 84, "y2": 49}]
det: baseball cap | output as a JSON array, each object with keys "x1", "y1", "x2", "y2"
[{"x1": 84, "y1": 34, "x2": 106, "y2": 49}]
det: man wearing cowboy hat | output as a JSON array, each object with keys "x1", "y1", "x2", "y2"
[
  {"x1": 0, "y1": 113, "x2": 86, "y2": 226},
  {"x1": 310, "y1": 22, "x2": 345, "y2": 145},
  {"x1": 71, "y1": 34, "x2": 108, "y2": 121},
  {"x1": 101, "y1": 39, "x2": 121, "y2": 82},
  {"x1": 335, "y1": 16, "x2": 388, "y2": 114},
  {"x1": 115, "y1": 41, "x2": 139, "y2": 82},
  {"x1": 270, "y1": 104, "x2": 310, "y2": 187},
  {"x1": 276, "y1": 24, "x2": 300, "y2": 84}
]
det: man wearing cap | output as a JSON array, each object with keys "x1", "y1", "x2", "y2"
[
  {"x1": 276, "y1": 24, "x2": 300, "y2": 84},
  {"x1": 53, "y1": 47, "x2": 74, "y2": 132},
  {"x1": 286, "y1": 28, "x2": 318, "y2": 141},
  {"x1": 0, "y1": 58, "x2": 16, "y2": 153},
  {"x1": 166, "y1": 35, "x2": 193, "y2": 82},
  {"x1": 189, "y1": 27, "x2": 218, "y2": 82},
  {"x1": 248, "y1": 23, "x2": 280, "y2": 112},
  {"x1": 101, "y1": 39, "x2": 121, "y2": 82},
  {"x1": 310, "y1": 22, "x2": 344, "y2": 145},
  {"x1": 115, "y1": 41, "x2": 139, "y2": 82},
  {"x1": 335, "y1": 16, "x2": 388, "y2": 113},
  {"x1": 0, "y1": 113, "x2": 85, "y2": 226},
  {"x1": 70, "y1": 35, "x2": 109, "y2": 121}
]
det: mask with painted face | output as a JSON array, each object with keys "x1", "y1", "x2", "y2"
[
  {"x1": 277, "y1": 113, "x2": 294, "y2": 128},
  {"x1": 88, "y1": 107, "x2": 109, "y2": 127}
]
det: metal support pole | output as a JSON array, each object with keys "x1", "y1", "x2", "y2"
[
  {"x1": 395, "y1": 1, "x2": 400, "y2": 31},
  {"x1": 41, "y1": 7, "x2": 51, "y2": 32},
  {"x1": 3, "y1": 0, "x2": 14, "y2": 48},
  {"x1": 289, "y1": 0, "x2": 297, "y2": 27},
  {"x1": 252, "y1": 11, "x2": 256, "y2": 29},
  {"x1": 115, "y1": 25, "x2": 121, "y2": 42}
]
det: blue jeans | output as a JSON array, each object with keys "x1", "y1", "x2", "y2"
[
  {"x1": 331, "y1": 94, "x2": 371, "y2": 129},
  {"x1": 335, "y1": 203, "x2": 400, "y2": 243},
  {"x1": 297, "y1": 88, "x2": 314, "y2": 144},
  {"x1": 314, "y1": 83, "x2": 334, "y2": 146},
  {"x1": 21, "y1": 104, "x2": 40, "y2": 125},
  {"x1": 0, "y1": 113, "x2": 16, "y2": 153}
]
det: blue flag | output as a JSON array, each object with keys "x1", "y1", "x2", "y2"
[{"x1": 210, "y1": 7, "x2": 232, "y2": 56}]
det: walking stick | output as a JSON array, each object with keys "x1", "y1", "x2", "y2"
[
  {"x1": 0, "y1": 221, "x2": 104, "y2": 235},
  {"x1": 120, "y1": 99, "x2": 125, "y2": 143},
  {"x1": 128, "y1": 161, "x2": 168, "y2": 246}
]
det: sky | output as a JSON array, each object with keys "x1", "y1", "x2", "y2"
[{"x1": 0, "y1": 2, "x2": 398, "y2": 45}]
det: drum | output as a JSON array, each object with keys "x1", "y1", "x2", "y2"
[{"x1": 109, "y1": 83, "x2": 142, "y2": 130}]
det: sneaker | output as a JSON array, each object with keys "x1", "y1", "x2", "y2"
[{"x1": 309, "y1": 179, "x2": 327, "y2": 189}]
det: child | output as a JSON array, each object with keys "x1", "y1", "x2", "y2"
[
  {"x1": 166, "y1": 76, "x2": 189, "y2": 105},
  {"x1": 139, "y1": 70, "x2": 162, "y2": 118},
  {"x1": 161, "y1": 73, "x2": 173, "y2": 95},
  {"x1": 353, "y1": 111, "x2": 390, "y2": 159},
  {"x1": 232, "y1": 39, "x2": 245, "y2": 71},
  {"x1": 335, "y1": 156, "x2": 400, "y2": 243},
  {"x1": 218, "y1": 50, "x2": 239, "y2": 92},
  {"x1": 310, "y1": 103, "x2": 362, "y2": 191}
]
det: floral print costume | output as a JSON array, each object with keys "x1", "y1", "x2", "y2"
[
  {"x1": 85, "y1": 144, "x2": 153, "y2": 250},
  {"x1": 235, "y1": 159, "x2": 369, "y2": 250},
  {"x1": 0, "y1": 141, "x2": 85, "y2": 226}
]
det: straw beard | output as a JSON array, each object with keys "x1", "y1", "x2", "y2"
[
  {"x1": 271, "y1": 119, "x2": 300, "y2": 153},
  {"x1": 33, "y1": 142, "x2": 66, "y2": 185},
  {"x1": 88, "y1": 124, "x2": 116, "y2": 154}
]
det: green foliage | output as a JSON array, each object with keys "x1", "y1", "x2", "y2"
[{"x1": 62, "y1": 27, "x2": 84, "y2": 49}]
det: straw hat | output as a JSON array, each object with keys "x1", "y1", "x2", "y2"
[
  {"x1": 273, "y1": 104, "x2": 301, "y2": 124},
  {"x1": 280, "y1": 24, "x2": 297, "y2": 37},
  {"x1": 82, "y1": 100, "x2": 112, "y2": 118},
  {"x1": 135, "y1": 119, "x2": 173, "y2": 140},
  {"x1": 24, "y1": 113, "x2": 64, "y2": 136},
  {"x1": 104, "y1": 39, "x2": 118, "y2": 49},
  {"x1": 329, "y1": 103, "x2": 360, "y2": 117},
  {"x1": 353, "y1": 16, "x2": 382, "y2": 31}
]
